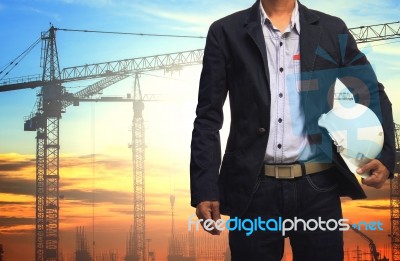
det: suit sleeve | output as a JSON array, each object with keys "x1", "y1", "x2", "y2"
[
  {"x1": 190, "y1": 22, "x2": 228, "y2": 207},
  {"x1": 340, "y1": 20, "x2": 396, "y2": 177}
]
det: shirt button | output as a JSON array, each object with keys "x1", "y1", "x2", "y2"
[
  {"x1": 279, "y1": 93, "x2": 283, "y2": 98},
  {"x1": 258, "y1": 128, "x2": 266, "y2": 134},
  {"x1": 278, "y1": 118, "x2": 282, "y2": 123},
  {"x1": 277, "y1": 144, "x2": 282, "y2": 149},
  {"x1": 279, "y1": 67, "x2": 284, "y2": 72}
]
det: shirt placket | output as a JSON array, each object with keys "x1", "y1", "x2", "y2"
[{"x1": 275, "y1": 32, "x2": 286, "y2": 162}]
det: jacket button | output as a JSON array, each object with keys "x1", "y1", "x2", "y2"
[{"x1": 258, "y1": 128, "x2": 266, "y2": 134}]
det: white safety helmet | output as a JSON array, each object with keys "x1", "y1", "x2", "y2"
[{"x1": 318, "y1": 80, "x2": 384, "y2": 178}]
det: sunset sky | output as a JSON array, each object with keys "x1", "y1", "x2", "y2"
[{"x1": 0, "y1": 0, "x2": 399, "y2": 260}]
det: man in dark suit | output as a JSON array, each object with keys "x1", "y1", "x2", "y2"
[{"x1": 190, "y1": 0, "x2": 396, "y2": 260}]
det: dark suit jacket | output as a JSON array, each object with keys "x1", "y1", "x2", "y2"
[{"x1": 190, "y1": 0, "x2": 396, "y2": 217}]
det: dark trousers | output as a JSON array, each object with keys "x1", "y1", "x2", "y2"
[{"x1": 229, "y1": 168, "x2": 344, "y2": 261}]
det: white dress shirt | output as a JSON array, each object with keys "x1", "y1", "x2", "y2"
[{"x1": 260, "y1": 1, "x2": 313, "y2": 163}]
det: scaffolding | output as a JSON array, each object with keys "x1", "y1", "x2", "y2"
[
  {"x1": 125, "y1": 226, "x2": 135, "y2": 261},
  {"x1": 0, "y1": 244, "x2": 3, "y2": 261},
  {"x1": 167, "y1": 231, "x2": 228, "y2": 261},
  {"x1": 96, "y1": 250, "x2": 119, "y2": 261},
  {"x1": 75, "y1": 227, "x2": 92, "y2": 261}
]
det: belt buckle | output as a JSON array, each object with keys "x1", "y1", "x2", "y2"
[{"x1": 275, "y1": 164, "x2": 296, "y2": 179}]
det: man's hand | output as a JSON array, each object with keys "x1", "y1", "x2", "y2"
[
  {"x1": 357, "y1": 159, "x2": 390, "y2": 189},
  {"x1": 195, "y1": 201, "x2": 221, "y2": 235}
]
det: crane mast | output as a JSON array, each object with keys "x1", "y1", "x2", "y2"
[
  {"x1": 391, "y1": 123, "x2": 400, "y2": 261},
  {"x1": 35, "y1": 26, "x2": 63, "y2": 261},
  {"x1": 131, "y1": 74, "x2": 146, "y2": 261},
  {"x1": 350, "y1": 225, "x2": 380, "y2": 261}
]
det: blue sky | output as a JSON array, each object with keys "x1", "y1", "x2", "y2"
[{"x1": 0, "y1": 0, "x2": 399, "y2": 155}]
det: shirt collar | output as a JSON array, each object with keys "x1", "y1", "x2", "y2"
[{"x1": 259, "y1": 0, "x2": 300, "y2": 34}]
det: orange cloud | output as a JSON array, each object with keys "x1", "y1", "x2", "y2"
[{"x1": 0, "y1": 152, "x2": 396, "y2": 261}]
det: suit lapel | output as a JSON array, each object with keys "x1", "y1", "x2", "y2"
[
  {"x1": 299, "y1": 2, "x2": 321, "y2": 81},
  {"x1": 298, "y1": 2, "x2": 321, "y2": 116},
  {"x1": 300, "y1": 24, "x2": 321, "y2": 74},
  {"x1": 297, "y1": 3, "x2": 335, "y2": 160},
  {"x1": 246, "y1": 22, "x2": 270, "y2": 88},
  {"x1": 245, "y1": 1, "x2": 270, "y2": 103}
]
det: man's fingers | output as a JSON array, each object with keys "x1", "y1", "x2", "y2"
[
  {"x1": 211, "y1": 202, "x2": 221, "y2": 235},
  {"x1": 196, "y1": 202, "x2": 212, "y2": 220},
  {"x1": 358, "y1": 159, "x2": 389, "y2": 189},
  {"x1": 361, "y1": 172, "x2": 386, "y2": 189},
  {"x1": 361, "y1": 174, "x2": 381, "y2": 188},
  {"x1": 362, "y1": 179, "x2": 383, "y2": 189},
  {"x1": 195, "y1": 201, "x2": 221, "y2": 235},
  {"x1": 357, "y1": 159, "x2": 379, "y2": 175},
  {"x1": 212, "y1": 201, "x2": 221, "y2": 221}
]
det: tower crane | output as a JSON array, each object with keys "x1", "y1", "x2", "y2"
[
  {"x1": 391, "y1": 123, "x2": 400, "y2": 261},
  {"x1": 0, "y1": 21, "x2": 399, "y2": 261},
  {"x1": 350, "y1": 225, "x2": 384, "y2": 261},
  {"x1": 0, "y1": 26, "x2": 203, "y2": 261}
]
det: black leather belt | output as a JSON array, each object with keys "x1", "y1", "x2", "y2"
[{"x1": 264, "y1": 163, "x2": 334, "y2": 179}]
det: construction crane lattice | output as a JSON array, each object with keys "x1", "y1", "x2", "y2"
[
  {"x1": 131, "y1": 74, "x2": 146, "y2": 261},
  {"x1": 391, "y1": 123, "x2": 400, "y2": 261},
  {"x1": 349, "y1": 21, "x2": 400, "y2": 43},
  {"x1": 34, "y1": 26, "x2": 63, "y2": 261}
]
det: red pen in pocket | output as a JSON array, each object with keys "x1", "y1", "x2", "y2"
[{"x1": 293, "y1": 54, "x2": 301, "y2": 60}]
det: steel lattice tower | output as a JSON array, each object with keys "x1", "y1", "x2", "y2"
[
  {"x1": 34, "y1": 26, "x2": 63, "y2": 261},
  {"x1": 131, "y1": 73, "x2": 146, "y2": 261},
  {"x1": 168, "y1": 194, "x2": 176, "y2": 258},
  {"x1": 391, "y1": 123, "x2": 400, "y2": 261}
]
